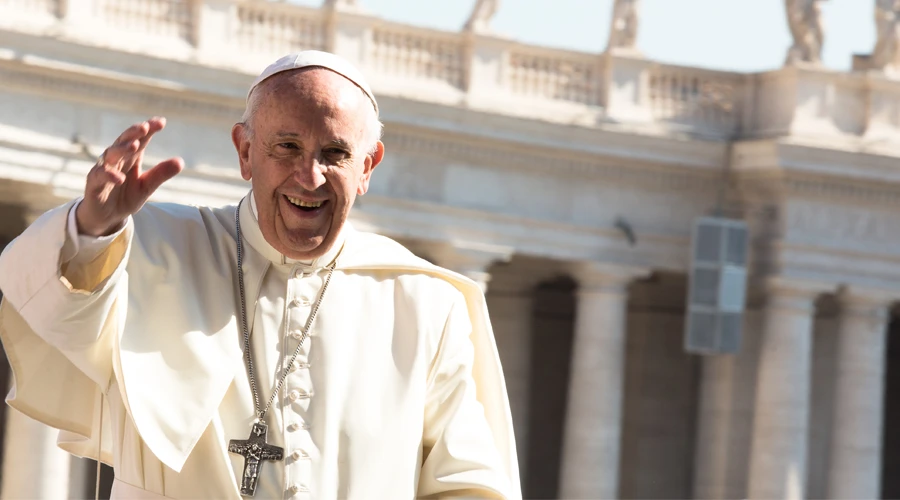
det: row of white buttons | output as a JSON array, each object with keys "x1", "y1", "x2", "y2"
[
  {"x1": 288, "y1": 360, "x2": 311, "y2": 372},
  {"x1": 288, "y1": 421, "x2": 310, "y2": 431},
  {"x1": 287, "y1": 267, "x2": 317, "y2": 498},
  {"x1": 288, "y1": 389, "x2": 312, "y2": 401},
  {"x1": 289, "y1": 297, "x2": 311, "y2": 308},
  {"x1": 288, "y1": 483, "x2": 309, "y2": 494}
]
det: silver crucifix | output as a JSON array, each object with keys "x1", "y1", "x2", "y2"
[{"x1": 228, "y1": 421, "x2": 284, "y2": 496}]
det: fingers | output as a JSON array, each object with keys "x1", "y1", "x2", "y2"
[
  {"x1": 112, "y1": 117, "x2": 164, "y2": 147},
  {"x1": 139, "y1": 157, "x2": 184, "y2": 197},
  {"x1": 125, "y1": 117, "x2": 167, "y2": 173},
  {"x1": 87, "y1": 157, "x2": 127, "y2": 189},
  {"x1": 101, "y1": 139, "x2": 140, "y2": 168},
  {"x1": 102, "y1": 117, "x2": 167, "y2": 172}
]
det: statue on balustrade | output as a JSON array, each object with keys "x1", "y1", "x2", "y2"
[
  {"x1": 872, "y1": 0, "x2": 900, "y2": 76},
  {"x1": 463, "y1": 0, "x2": 499, "y2": 33},
  {"x1": 323, "y1": 0, "x2": 360, "y2": 11},
  {"x1": 607, "y1": 0, "x2": 640, "y2": 52},
  {"x1": 784, "y1": 0, "x2": 825, "y2": 65}
]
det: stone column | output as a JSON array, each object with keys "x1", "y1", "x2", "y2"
[
  {"x1": 558, "y1": 263, "x2": 645, "y2": 499},
  {"x1": 826, "y1": 288, "x2": 892, "y2": 499},
  {"x1": 747, "y1": 278, "x2": 827, "y2": 500},
  {"x1": 485, "y1": 264, "x2": 553, "y2": 479},
  {"x1": 692, "y1": 356, "x2": 739, "y2": 499},
  {"x1": 1, "y1": 410, "x2": 72, "y2": 499},
  {"x1": 692, "y1": 310, "x2": 764, "y2": 499}
]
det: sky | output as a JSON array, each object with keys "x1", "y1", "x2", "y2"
[{"x1": 288, "y1": 0, "x2": 876, "y2": 73}]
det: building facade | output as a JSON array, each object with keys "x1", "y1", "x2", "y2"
[{"x1": 1, "y1": 0, "x2": 900, "y2": 498}]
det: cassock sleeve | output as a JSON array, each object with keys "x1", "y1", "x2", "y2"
[
  {"x1": 0, "y1": 201, "x2": 133, "y2": 463},
  {"x1": 417, "y1": 291, "x2": 517, "y2": 499}
]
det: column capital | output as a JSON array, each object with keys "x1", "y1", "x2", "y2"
[
  {"x1": 763, "y1": 276, "x2": 833, "y2": 314},
  {"x1": 837, "y1": 286, "x2": 895, "y2": 319},
  {"x1": 567, "y1": 261, "x2": 649, "y2": 293},
  {"x1": 487, "y1": 264, "x2": 557, "y2": 295},
  {"x1": 428, "y1": 241, "x2": 515, "y2": 292}
]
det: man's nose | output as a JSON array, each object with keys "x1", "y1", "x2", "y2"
[{"x1": 294, "y1": 157, "x2": 326, "y2": 191}]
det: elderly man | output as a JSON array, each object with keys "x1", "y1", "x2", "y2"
[{"x1": 0, "y1": 51, "x2": 520, "y2": 499}]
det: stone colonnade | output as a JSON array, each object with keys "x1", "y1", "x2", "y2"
[{"x1": 693, "y1": 278, "x2": 893, "y2": 500}]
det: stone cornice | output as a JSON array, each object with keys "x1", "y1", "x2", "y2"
[
  {"x1": 734, "y1": 139, "x2": 900, "y2": 208},
  {"x1": 775, "y1": 243, "x2": 900, "y2": 295},
  {"x1": 738, "y1": 172, "x2": 900, "y2": 209},
  {"x1": 380, "y1": 95, "x2": 731, "y2": 169},
  {"x1": 351, "y1": 194, "x2": 690, "y2": 271},
  {"x1": 384, "y1": 126, "x2": 723, "y2": 193}
]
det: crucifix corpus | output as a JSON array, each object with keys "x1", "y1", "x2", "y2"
[{"x1": 228, "y1": 421, "x2": 284, "y2": 496}]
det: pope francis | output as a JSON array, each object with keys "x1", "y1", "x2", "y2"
[{"x1": 0, "y1": 51, "x2": 521, "y2": 499}]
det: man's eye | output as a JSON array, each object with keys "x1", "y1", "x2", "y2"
[
  {"x1": 279, "y1": 143, "x2": 299, "y2": 150},
  {"x1": 325, "y1": 149, "x2": 348, "y2": 158}
]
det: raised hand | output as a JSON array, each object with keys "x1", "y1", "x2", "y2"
[{"x1": 76, "y1": 117, "x2": 184, "y2": 237}]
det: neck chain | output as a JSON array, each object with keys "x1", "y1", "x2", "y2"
[{"x1": 234, "y1": 200, "x2": 336, "y2": 421}]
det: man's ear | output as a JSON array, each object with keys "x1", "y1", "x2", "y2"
[
  {"x1": 232, "y1": 123, "x2": 252, "y2": 181},
  {"x1": 357, "y1": 141, "x2": 385, "y2": 196}
]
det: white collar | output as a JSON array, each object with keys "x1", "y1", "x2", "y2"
[{"x1": 241, "y1": 190, "x2": 346, "y2": 269}]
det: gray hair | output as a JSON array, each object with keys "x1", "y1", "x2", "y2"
[{"x1": 240, "y1": 84, "x2": 384, "y2": 156}]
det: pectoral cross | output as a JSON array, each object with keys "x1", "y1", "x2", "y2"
[{"x1": 229, "y1": 421, "x2": 284, "y2": 496}]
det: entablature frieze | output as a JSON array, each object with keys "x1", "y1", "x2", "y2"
[
  {"x1": 383, "y1": 126, "x2": 724, "y2": 194},
  {"x1": 733, "y1": 139, "x2": 900, "y2": 209},
  {"x1": 0, "y1": 54, "x2": 245, "y2": 125}
]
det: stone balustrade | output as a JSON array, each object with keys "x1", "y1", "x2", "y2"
[
  {"x1": 1, "y1": 0, "x2": 899, "y2": 147},
  {"x1": 647, "y1": 65, "x2": 743, "y2": 136},
  {"x1": 234, "y1": 2, "x2": 328, "y2": 57}
]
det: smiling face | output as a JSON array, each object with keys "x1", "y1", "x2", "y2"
[{"x1": 232, "y1": 68, "x2": 384, "y2": 261}]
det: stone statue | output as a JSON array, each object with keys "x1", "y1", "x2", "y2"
[
  {"x1": 323, "y1": 0, "x2": 359, "y2": 10},
  {"x1": 608, "y1": 0, "x2": 640, "y2": 51},
  {"x1": 872, "y1": 0, "x2": 900, "y2": 74},
  {"x1": 463, "y1": 0, "x2": 499, "y2": 33},
  {"x1": 784, "y1": 0, "x2": 825, "y2": 65}
]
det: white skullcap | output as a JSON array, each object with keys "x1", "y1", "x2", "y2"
[{"x1": 248, "y1": 51, "x2": 378, "y2": 114}]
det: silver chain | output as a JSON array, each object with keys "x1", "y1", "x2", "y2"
[{"x1": 235, "y1": 200, "x2": 336, "y2": 421}]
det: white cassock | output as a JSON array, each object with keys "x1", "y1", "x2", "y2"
[{"x1": 0, "y1": 192, "x2": 521, "y2": 499}]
